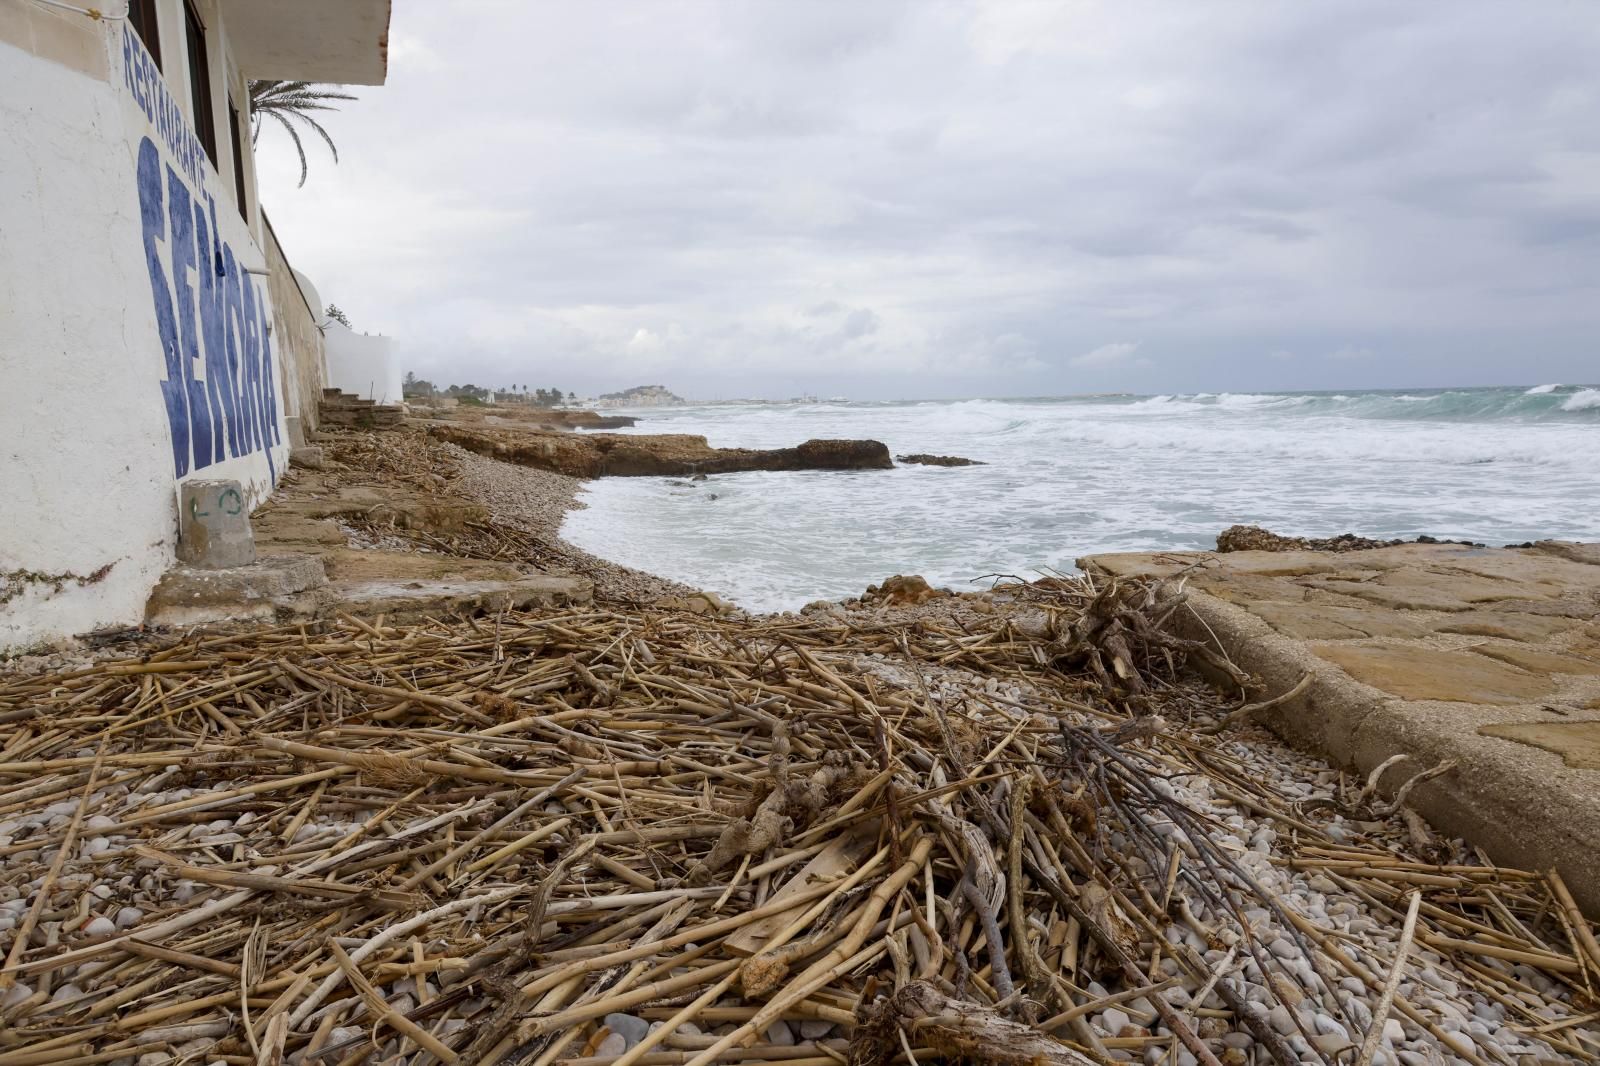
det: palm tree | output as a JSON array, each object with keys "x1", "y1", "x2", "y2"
[{"x1": 248, "y1": 80, "x2": 356, "y2": 187}]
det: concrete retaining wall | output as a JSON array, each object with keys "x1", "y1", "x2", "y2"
[
  {"x1": 263, "y1": 214, "x2": 327, "y2": 444},
  {"x1": 0, "y1": 2, "x2": 287, "y2": 651}
]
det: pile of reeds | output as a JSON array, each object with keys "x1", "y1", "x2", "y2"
[{"x1": 0, "y1": 578, "x2": 1595, "y2": 1065}]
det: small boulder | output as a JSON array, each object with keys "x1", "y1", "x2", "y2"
[
  {"x1": 289, "y1": 446, "x2": 325, "y2": 471},
  {"x1": 658, "y1": 591, "x2": 734, "y2": 616},
  {"x1": 866, "y1": 575, "x2": 945, "y2": 605}
]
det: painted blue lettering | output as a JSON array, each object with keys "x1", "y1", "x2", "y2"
[
  {"x1": 165, "y1": 165, "x2": 214, "y2": 468},
  {"x1": 239, "y1": 273, "x2": 261, "y2": 452},
  {"x1": 222, "y1": 247, "x2": 246, "y2": 456},
  {"x1": 136, "y1": 138, "x2": 190, "y2": 477},
  {"x1": 192, "y1": 197, "x2": 237, "y2": 458}
]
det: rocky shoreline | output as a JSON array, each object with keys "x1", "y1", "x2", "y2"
[
  {"x1": 1, "y1": 426, "x2": 1596, "y2": 1065},
  {"x1": 443, "y1": 441, "x2": 703, "y2": 605}
]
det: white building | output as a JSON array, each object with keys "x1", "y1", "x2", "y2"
[
  {"x1": 0, "y1": 0, "x2": 390, "y2": 651},
  {"x1": 324, "y1": 321, "x2": 403, "y2": 405}
]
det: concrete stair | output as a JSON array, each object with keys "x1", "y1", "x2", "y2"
[{"x1": 319, "y1": 388, "x2": 405, "y2": 430}]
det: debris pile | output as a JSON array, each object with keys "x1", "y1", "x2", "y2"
[{"x1": 0, "y1": 576, "x2": 1596, "y2": 1065}]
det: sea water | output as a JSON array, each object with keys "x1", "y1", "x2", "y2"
[{"x1": 560, "y1": 386, "x2": 1600, "y2": 613}]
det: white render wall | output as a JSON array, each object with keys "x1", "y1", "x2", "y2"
[
  {"x1": 324, "y1": 323, "x2": 404, "y2": 405},
  {"x1": 0, "y1": 0, "x2": 288, "y2": 651}
]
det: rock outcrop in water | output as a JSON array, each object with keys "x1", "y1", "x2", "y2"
[
  {"x1": 1217, "y1": 525, "x2": 1484, "y2": 553},
  {"x1": 896, "y1": 453, "x2": 985, "y2": 467},
  {"x1": 429, "y1": 425, "x2": 893, "y2": 478}
]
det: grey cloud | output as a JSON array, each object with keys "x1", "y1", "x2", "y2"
[{"x1": 254, "y1": 0, "x2": 1600, "y2": 398}]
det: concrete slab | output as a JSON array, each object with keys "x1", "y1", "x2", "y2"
[
  {"x1": 1479, "y1": 722, "x2": 1600, "y2": 771},
  {"x1": 320, "y1": 575, "x2": 591, "y2": 623},
  {"x1": 1312, "y1": 643, "x2": 1557, "y2": 704},
  {"x1": 147, "y1": 555, "x2": 327, "y2": 626},
  {"x1": 1432, "y1": 612, "x2": 1580, "y2": 641},
  {"x1": 1079, "y1": 541, "x2": 1600, "y2": 914},
  {"x1": 318, "y1": 550, "x2": 526, "y2": 584}
]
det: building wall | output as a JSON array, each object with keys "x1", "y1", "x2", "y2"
[
  {"x1": 325, "y1": 324, "x2": 403, "y2": 405},
  {"x1": 0, "y1": 0, "x2": 288, "y2": 651},
  {"x1": 263, "y1": 213, "x2": 327, "y2": 444}
]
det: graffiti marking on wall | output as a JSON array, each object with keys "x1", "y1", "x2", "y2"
[{"x1": 189, "y1": 485, "x2": 244, "y2": 520}]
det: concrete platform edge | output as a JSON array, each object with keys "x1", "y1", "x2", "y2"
[{"x1": 1093, "y1": 572, "x2": 1600, "y2": 916}]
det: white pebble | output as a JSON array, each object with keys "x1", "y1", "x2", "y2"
[{"x1": 82, "y1": 916, "x2": 116, "y2": 937}]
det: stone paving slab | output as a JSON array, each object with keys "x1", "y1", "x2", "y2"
[{"x1": 1078, "y1": 541, "x2": 1600, "y2": 913}]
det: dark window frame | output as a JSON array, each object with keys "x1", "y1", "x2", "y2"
[
  {"x1": 183, "y1": 0, "x2": 219, "y2": 168},
  {"x1": 126, "y1": 0, "x2": 161, "y2": 70},
  {"x1": 229, "y1": 95, "x2": 250, "y2": 220}
]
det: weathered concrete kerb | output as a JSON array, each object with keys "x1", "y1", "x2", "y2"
[{"x1": 1080, "y1": 540, "x2": 1600, "y2": 914}]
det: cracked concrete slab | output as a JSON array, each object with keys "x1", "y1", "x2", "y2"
[{"x1": 1313, "y1": 643, "x2": 1557, "y2": 703}]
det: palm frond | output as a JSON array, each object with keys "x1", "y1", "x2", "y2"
[
  {"x1": 265, "y1": 109, "x2": 309, "y2": 188},
  {"x1": 295, "y1": 112, "x2": 340, "y2": 164},
  {"x1": 247, "y1": 79, "x2": 353, "y2": 186}
]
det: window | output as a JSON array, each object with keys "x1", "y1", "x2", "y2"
[
  {"x1": 126, "y1": 0, "x2": 161, "y2": 69},
  {"x1": 184, "y1": 1, "x2": 218, "y2": 167},
  {"x1": 229, "y1": 95, "x2": 249, "y2": 220}
]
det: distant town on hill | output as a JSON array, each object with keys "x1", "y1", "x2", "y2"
[{"x1": 401, "y1": 378, "x2": 691, "y2": 409}]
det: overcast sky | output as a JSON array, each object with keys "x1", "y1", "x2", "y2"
[{"x1": 256, "y1": 1, "x2": 1600, "y2": 400}]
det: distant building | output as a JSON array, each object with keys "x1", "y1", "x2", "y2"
[
  {"x1": 324, "y1": 321, "x2": 403, "y2": 406},
  {"x1": 0, "y1": 0, "x2": 390, "y2": 650}
]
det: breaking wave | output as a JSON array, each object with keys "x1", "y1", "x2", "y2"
[
  {"x1": 563, "y1": 384, "x2": 1600, "y2": 612},
  {"x1": 1112, "y1": 387, "x2": 1598, "y2": 422}
]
